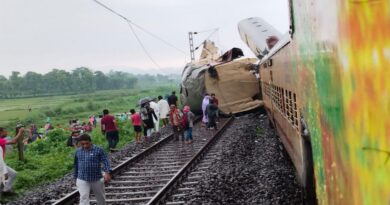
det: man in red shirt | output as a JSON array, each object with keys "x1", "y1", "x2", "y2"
[
  {"x1": 211, "y1": 93, "x2": 219, "y2": 106},
  {"x1": 0, "y1": 127, "x2": 23, "y2": 193},
  {"x1": 100, "y1": 109, "x2": 119, "y2": 152},
  {"x1": 130, "y1": 109, "x2": 142, "y2": 143}
]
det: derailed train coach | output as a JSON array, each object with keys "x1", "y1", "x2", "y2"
[
  {"x1": 239, "y1": 0, "x2": 390, "y2": 204},
  {"x1": 180, "y1": 40, "x2": 264, "y2": 115}
]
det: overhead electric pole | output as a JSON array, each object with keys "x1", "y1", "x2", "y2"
[{"x1": 188, "y1": 32, "x2": 197, "y2": 62}]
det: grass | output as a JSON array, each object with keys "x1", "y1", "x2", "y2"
[
  {"x1": 256, "y1": 127, "x2": 265, "y2": 135},
  {"x1": 0, "y1": 95, "x2": 72, "y2": 125},
  {"x1": 0, "y1": 85, "x2": 178, "y2": 203}
]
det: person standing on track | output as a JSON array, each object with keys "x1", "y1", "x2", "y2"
[
  {"x1": 74, "y1": 134, "x2": 112, "y2": 205},
  {"x1": 168, "y1": 91, "x2": 178, "y2": 106},
  {"x1": 201, "y1": 93, "x2": 210, "y2": 127},
  {"x1": 140, "y1": 103, "x2": 149, "y2": 139},
  {"x1": 183, "y1": 105, "x2": 195, "y2": 144},
  {"x1": 100, "y1": 109, "x2": 119, "y2": 152},
  {"x1": 158, "y1": 96, "x2": 170, "y2": 128},
  {"x1": 141, "y1": 102, "x2": 157, "y2": 140},
  {"x1": 169, "y1": 104, "x2": 184, "y2": 141},
  {"x1": 206, "y1": 99, "x2": 219, "y2": 130},
  {"x1": 130, "y1": 109, "x2": 142, "y2": 143},
  {"x1": 149, "y1": 99, "x2": 160, "y2": 134},
  {"x1": 211, "y1": 93, "x2": 220, "y2": 122}
]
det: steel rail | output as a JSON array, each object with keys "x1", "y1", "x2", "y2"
[{"x1": 147, "y1": 116, "x2": 234, "y2": 205}]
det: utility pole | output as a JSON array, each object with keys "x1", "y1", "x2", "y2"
[{"x1": 188, "y1": 32, "x2": 197, "y2": 62}]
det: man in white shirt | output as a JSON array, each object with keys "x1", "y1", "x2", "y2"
[
  {"x1": 157, "y1": 96, "x2": 170, "y2": 128},
  {"x1": 149, "y1": 99, "x2": 160, "y2": 133}
]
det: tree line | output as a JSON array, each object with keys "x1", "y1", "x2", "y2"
[{"x1": 0, "y1": 67, "x2": 179, "y2": 98}]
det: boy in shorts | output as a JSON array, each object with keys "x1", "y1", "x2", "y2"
[{"x1": 130, "y1": 109, "x2": 142, "y2": 143}]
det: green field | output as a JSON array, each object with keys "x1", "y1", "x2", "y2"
[
  {"x1": 0, "y1": 85, "x2": 177, "y2": 203},
  {"x1": 0, "y1": 86, "x2": 176, "y2": 128},
  {"x1": 0, "y1": 95, "x2": 72, "y2": 125}
]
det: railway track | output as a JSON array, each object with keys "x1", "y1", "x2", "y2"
[
  {"x1": 162, "y1": 123, "x2": 234, "y2": 205},
  {"x1": 52, "y1": 117, "x2": 234, "y2": 205}
]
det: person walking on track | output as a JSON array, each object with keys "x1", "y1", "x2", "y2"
[
  {"x1": 211, "y1": 93, "x2": 220, "y2": 122},
  {"x1": 158, "y1": 95, "x2": 170, "y2": 128},
  {"x1": 130, "y1": 109, "x2": 142, "y2": 143},
  {"x1": 169, "y1": 104, "x2": 184, "y2": 141},
  {"x1": 100, "y1": 109, "x2": 119, "y2": 152},
  {"x1": 168, "y1": 91, "x2": 178, "y2": 106},
  {"x1": 140, "y1": 102, "x2": 157, "y2": 140},
  {"x1": 183, "y1": 105, "x2": 195, "y2": 144},
  {"x1": 149, "y1": 99, "x2": 160, "y2": 134},
  {"x1": 74, "y1": 134, "x2": 112, "y2": 205},
  {"x1": 201, "y1": 93, "x2": 210, "y2": 127},
  {"x1": 206, "y1": 99, "x2": 219, "y2": 130}
]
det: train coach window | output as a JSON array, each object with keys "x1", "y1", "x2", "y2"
[
  {"x1": 293, "y1": 93, "x2": 298, "y2": 127},
  {"x1": 278, "y1": 87, "x2": 284, "y2": 111},
  {"x1": 286, "y1": 90, "x2": 292, "y2": 121},
  {"x1": 289, "y1": 91, "x2": 294, "y2": 123}
]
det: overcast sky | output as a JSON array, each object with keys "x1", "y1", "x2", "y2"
[{"x1": 0, "y1": 0, "x2": 289, "y2": 77}]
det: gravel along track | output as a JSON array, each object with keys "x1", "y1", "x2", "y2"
[{"x1": 184, "y1": 112, "x2": 302, "y2": 205}]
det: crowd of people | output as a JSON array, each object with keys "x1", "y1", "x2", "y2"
[
  {"x1": 67, "y1": 119, "x2": 95, "y2": 147},
  {"x1": 0, "y1": 90, "x2": 220, "y2": 203},
  {"x1": 72, "y1": 90, "x2": 215, "y2": 204},
  {"x1": 127, "y1": 91, "x2": 219, "y2": 145}
]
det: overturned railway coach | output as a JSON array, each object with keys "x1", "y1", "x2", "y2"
[
  {"x1": 240, "y1": 0, "x2": 390, "y2": 204},
  {"x1": 180, "y1": 40, "x2": 264, "y2": 115}
]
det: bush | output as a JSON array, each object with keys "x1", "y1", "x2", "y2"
[
  {"x1": 46, "y1": 129, "x2": 68, "y2": 143},
  {"x1": 28, "y1": 140, "x2": 51, "y2": 155},
  {"x1": 74, "y1": 106, "x2": 86, "y2": 113},
  {"x1": 44, "y1": 109, "x2": 55, "y2": 117},
  {"x1": 73, "y1": 98, "x2": 86, "y2": 102},
  {"x1": 53, "y1": 107, "x2": 63, "y2": 115},
  {"x1": 86, "y1": 101, "x2": 98, "y2": 111}
]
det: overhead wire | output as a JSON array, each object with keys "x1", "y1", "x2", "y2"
[
  {"x1": 130, "y1": 22, "x2": 187, "y2": 55},
  {"x1": 93, "y1": 0, "x2": 129, "y2": 21},
  {"x1": 126, "y1": 21, "x2": 161, "y2": 68},
  {"x1": 195, "y1": 28, "x2": 219, "y2": 34},
  {"x1": 92, "y1": 0, "x2": 186, "y2": 68},
  {"x1": 194, "y1": 28, "x2": 219, "y2": 50}
]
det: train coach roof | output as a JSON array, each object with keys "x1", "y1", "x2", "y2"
[{"x1": 259, "y1": 33, "x2": 291, "y2": 64}]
